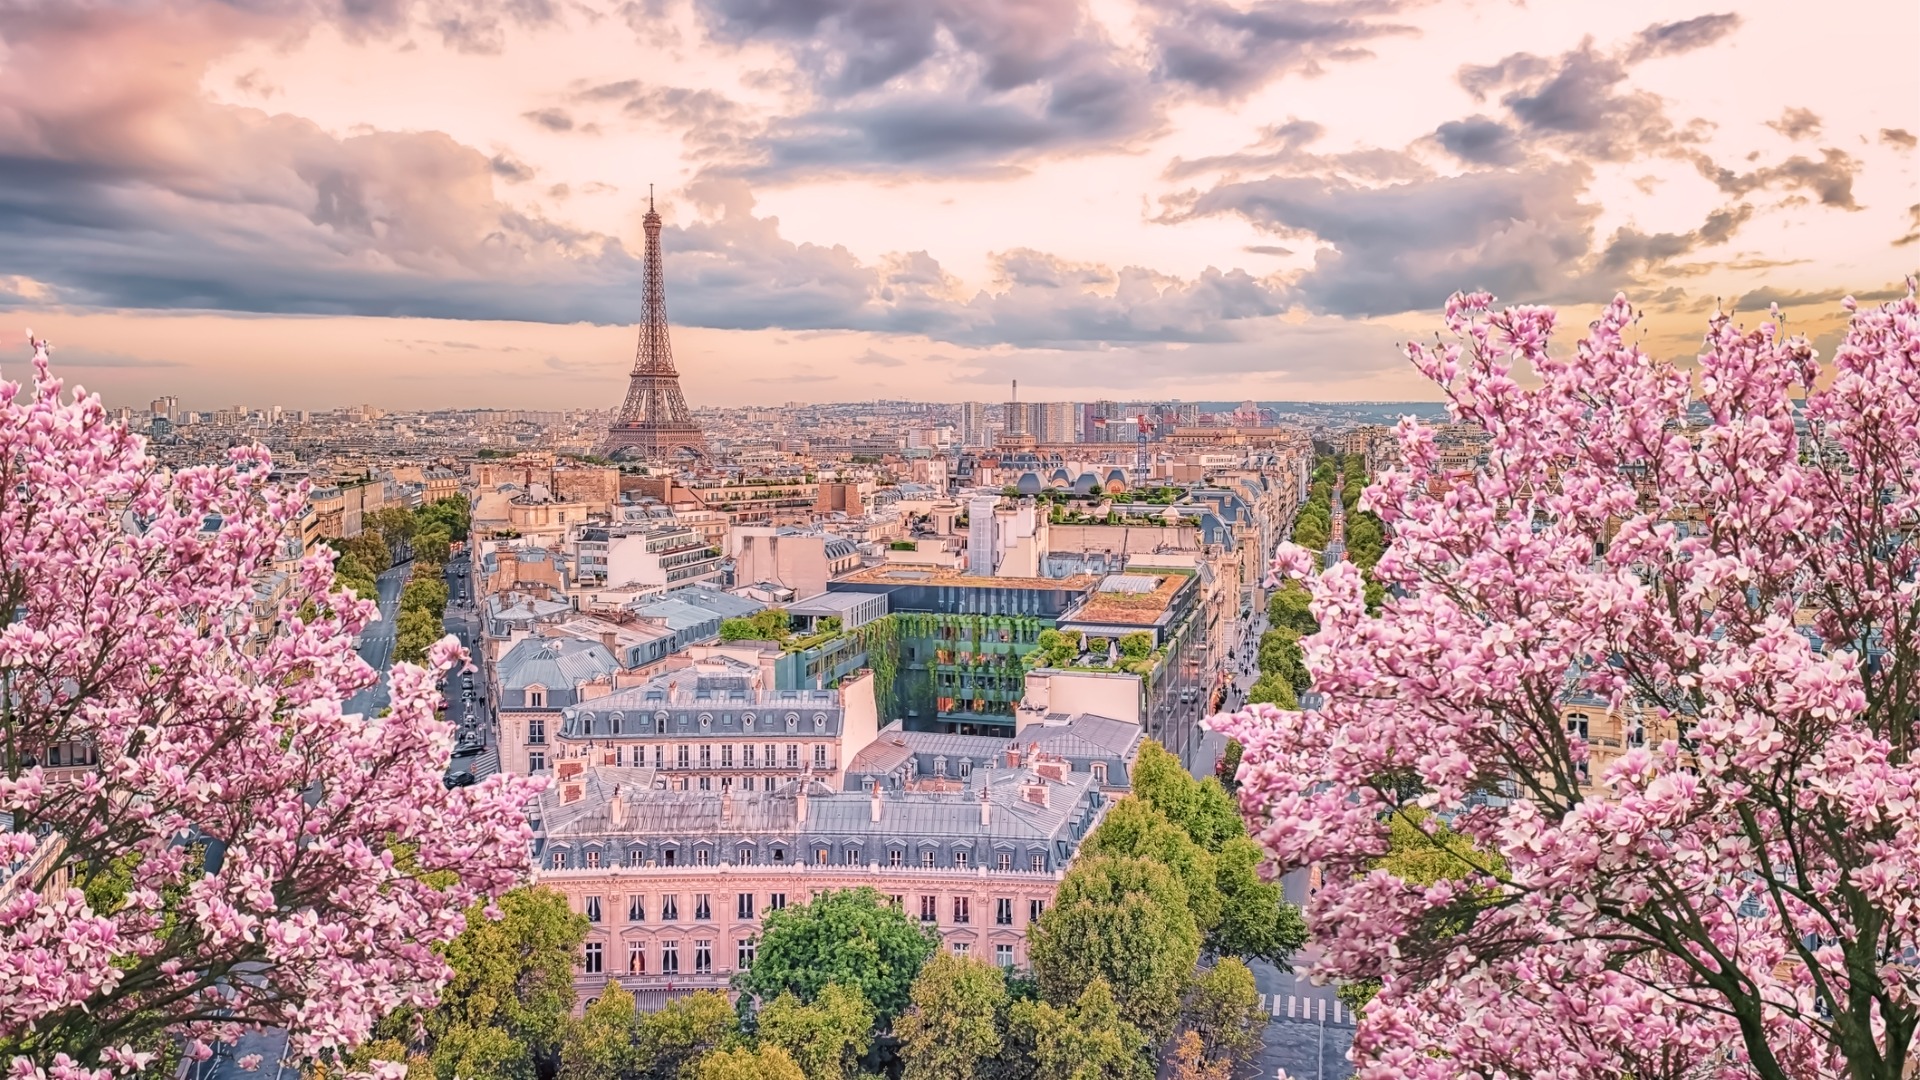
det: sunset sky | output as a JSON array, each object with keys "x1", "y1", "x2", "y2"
[{"x1": 1, "y1": 0, "x2": 1914, "y2": 410}]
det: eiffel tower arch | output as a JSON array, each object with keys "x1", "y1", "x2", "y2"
[{"x1": 601, "y1": 190, "x2": 707, "y2": 461}]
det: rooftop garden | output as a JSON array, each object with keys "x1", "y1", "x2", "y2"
[
  {"x1": 718, "y1": 608, "x2": 847, "y2": 653},
  {"x1": 1024, "y1": 628, "x2": 1162, "y2": 677}
]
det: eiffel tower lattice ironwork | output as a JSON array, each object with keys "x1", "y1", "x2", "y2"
[{"x1": 601, "y1": 187, "x2": 706, "y2": 460}]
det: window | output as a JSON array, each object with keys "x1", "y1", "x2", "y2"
[
  {"x1": 695, "y1": 847, "x2": 711, "y2": 866},
  {"x1": 628, "y1": 942, "x2": 646, "y2": 973},
  {"x1": 952, "y1": 897, "x2": 970, "y2": 924},
  {"x1": 699, "y1": 712, "x2": 713, "y2": 731},
  {"x1": 1091, "y1": 762, "x2": 1107, "y2": 784},
  {"x1": 548, "y1": 850, "x2": 566, "y2": 870},
  {"x1": 584, "y1": 942, "x2": 602, "y2": 974},
  {"x1": 954, "y1": 851, "x2": 970, "y2": 869},
  {"x1": 843, "y1": 847, "x2": 861, "y2": 866},
  {"x1": 814, "y1": 712, "x2": 827, "y2": 731},
  {"x1": 952, "y1": 942, "x2": 970, "y2": 955},
  {"x1": 815, "y1": 848, "x2": 829, "y2": 865},
  {"x1": 772, "y1": 847, "x2": 786, "y2": 863},
  {"x1": 626, "y1": 848, "x2": 644, "y2": 868},
  {"x1": 655, "y1": 713, "x2": 667, "y2": 734},
  {"x1": 813, "y1": 745, "x2": 828, "y2": 769},
  {"x1": 764, "y1": 776, "x2": 777, "y2": 791},
  {"x1": 769, "y1": 893, "x2": 787, "y2": 912},
  {"x1": 529, "y1": 751, "x2": 546, "y2": 773},
  {"x1": 786, "y1": 744, "x2": 800, "y2": 769},
  {"x1": 653, "y1": 746, "x2": 663, "y2": 768},
  {"x1": 922, "y1": 851, "x2": 936, "y2": 868},
  {"x1": 920, "y1": 895, "x2": 938, "y2": 922},
  {"x1": 694, "y1": 940, "x2": 713, "y2": 974},
  {"x1": 738, "y1": 846, "x2": 755, "y2": 865},
  {"x1": 663, "y1": 848, "x2": 677, "y2": 867},
  {"x1": 1029, "y1": 899, "x2": 1045, "y2": 923},
  {"x1": 738, "y1": 937, "x2": 757, "y2": 970},
  {"x1": 585, "y1": 851, "x2": 601, "y2": 870},
  {"x1": 786, "y1": 713, "x2": 799, "y2": 731},
  {"x1": 888, "y1": 894, "x2": 904, "y2": 910},
  {"x1": 934, "y1": 756, "x2": 947, "y2": 778},
  {"x1": 628, "y1": 895, "x2": 645, "y2": 922},
  {"x1": 959, "y1": 759, "x2": 972, "y2": 778},
  {"x1": 743, "y1": 744, "x2": 756, "y2": 768},
  {"x1": 1030, "y1": 855, "x2": 1045, "y2": 872},
  {"x1": 995, "y1": 898, "x2": 1013, "y2": 926},
  {"x1": 528, "y1": 689, "x2": 545, "y2": 708},
  {"x1": 661, "y1": 895, "x2": 679, "y2": 921},
  {"x1": 764, "y1": 744, "x2": 776, "y2": 768},
  {"x1": 585, "y1": 896, "x2": 602, "y2": 922},
  {"x1": 700, "y1": 745, "x2": 713, "y2": 768},
  {"x1": 889, "y1": 849, "x2": 903, "y2": 867},
  {"x1": 698, "y1": 776, "x2": 711, "y2": 792},
  {"x1": 677, "y1": 745, "x2": 690, "y2": 769},
  {"x1": 997, "y1": 853, "x2": 1011, "y2": 871},
  {"x1": 722, "y1": 744, "x2": 734, "y2": 768},
  {"x1": 527, "y1": 717, "x2": 545, "y2": 744},
  {"x1": 661, "y1": 940, "x2": 679, "y2": 974},
  {"x1": 996, "y1": 944, "x2": 1015, "y2": 968},
  {"x1": 738, "y1": 893, "x2": 756, "y2": 920},
  {"x1": 1567, "y1": 713, "x2": 1590, "y2": 740}
]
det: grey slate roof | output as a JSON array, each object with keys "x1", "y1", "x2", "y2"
[{"x1": 497, "y1": 636, "x2": 620, "y2": 691}]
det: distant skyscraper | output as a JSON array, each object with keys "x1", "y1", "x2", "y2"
[
  {"x1": 602, "y1": 189, "x2": 707, "y2": 461},
  {"x1": 960, "y1": 402, "x2": 989, "y2": 447},
  {"x1": 1040, "y1": 402, "x2": 1078, "y2": 443}
]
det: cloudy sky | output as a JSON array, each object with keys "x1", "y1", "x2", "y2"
[{"x1": 0, "y1": 0, "x2": 1914, "y2": 410}]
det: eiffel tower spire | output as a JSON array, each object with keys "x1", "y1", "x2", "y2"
[{"x1": 601, "y1": 189, "x2": 706, "y2": 460}]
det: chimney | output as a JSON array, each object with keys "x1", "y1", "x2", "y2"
[
  {"x1": 721, "y1": 787, "x2": 735, "y2": 828},
  {"x1": 796, "y1": 784, "x2": 809, "y2": 825},
  {"x1": 1004, "y1": 748, "x2": 1020, "y2": 769},
  {"x1": 561, "y1": 781, "x2": 584, "y2": 805},
  {"x1": 870, "y1": 785, "x2": 883, "y2": 823},
  {"x1": 1022, "y1": 781, "x2": 1049, "y2": 809},
  {"x1": 1035, "y1": 759, "x2": 1068, "y2": 783},
  {"x1": 609, "y1": 788, "x2": 627, "y2": 827},
  {"x1": 980, "y1": 784, "x2": 991, "y2": 826}
]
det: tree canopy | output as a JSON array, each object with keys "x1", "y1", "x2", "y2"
[
  {"x1": 733, "y1": 887, "x2": 940, "y2": 1027},
  {"x1": 1221, "y1": 290, "x2": 1920, "y2": 1080}
]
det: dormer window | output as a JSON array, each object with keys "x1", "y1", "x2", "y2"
[
  {"x1": 743, "y1": 712, "x2": 756, "y2": 729},
  {"x1": 786, "y1": 713, "x2": 799, "y2": 731},
  {"x1": 527, "y1": 685, "x2": 546, "y2": 709},
  {"x1": 655, "y1": 712, "x2": 668, "y2": 734},
  {"x1": 699, "y1": 712, "x2": 713, "y2": 731},
  {"x1": 609, "y1": 712, "x2": 624, "y2": 736},
  {"x1": 813, "y1": 713, "x2": 827, "y2": 731}
]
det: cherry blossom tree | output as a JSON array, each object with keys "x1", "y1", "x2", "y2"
[
  {"x1": 1217, "y1": 289, "x2": 1920, "y2": 1080},
  {"x1": 0, "y1": 337, "x2": 537, "y2": 1078}
]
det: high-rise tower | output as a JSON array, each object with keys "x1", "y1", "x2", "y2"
[{"x1": 602, "y1": 188, "x2": 707, "y2": 460}]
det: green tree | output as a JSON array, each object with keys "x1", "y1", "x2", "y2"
[
  {"x1": 1265, "y1": 579, "x2": 1318, "y2": 637},
  {"x1": 343, "y1": 529, "x2": 392, "y2": 573},
  {"x1": 1245, "y1": 673, "x2": 1297, "y2": 710},
  {"x1": 1028, "y1": 856, "x2": 1199, "y2": 1040},
  {"x1": 1010, "y1": 980, "x2": 1152, "y2": 1080},
  {"x1": 418, "y1": 496, "x2": 473, "y2": 542},
  {"x1": 330, "y1": 552, "x2": 379, "y2": 601},
  {"x1": 1130, "y1": 742, "x2": 1243, "y2": 854},
  {"x1": 1256, "y1": 627, "x2": 1309, "y2": 694},
  {"x1": 690, "y1": 1046, "x2": 807, "y2": 1080},
  {"x1": 373, "y1": 886, "x2": 586, "y2": 1080},
  {"x1": 720, "y1": 608, "x2": 793, "y2": 643},
  {"x1": 402, "y1": 575, "x2": 449, "y2": 616},
  {"x1": 756, "y1": 983, "x2": 875, "y2": 1080},
  {"x1": 734, "y1": 887, "x2": 940, "y2": 1027},
  {"x1": 1116, "y1": 632, "x2": 1153, "y2": 661},
  {"x1": 1077, "y1": 798, "x2": 1222, "y2": 934},
  {"x1": 1209, "y1": 836, "x2": 1306, "y2": 966},
  {"x1": 634, "y1": 992, "x2": 739, "y2": 1080},
  {"x1": 896, "y1": 953, "x2": 1009, "y2": 1080},
  {"x1": 1183, "y1": 960, "x2": 1262, "y2": 1065},
  {"x1": 1026, "y1": 628, "x2": 1082, "y2": 669},
  {"x1": 394, "y1": 606, "x2": 444, "y2": 666},
  {"x1": 414, "y1": 525, "x2": 453, "y2": 567},
  {"x1": 558, "y1": 983, "x2": 642, "y2": 1080}
]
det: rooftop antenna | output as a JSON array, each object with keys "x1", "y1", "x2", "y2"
[
  {"x1": 649, "y1": 183, "x2": 654, "y2": 212},
  {"x1": 1012, "y1": 379, "x2": 1017, "y2": 402}
]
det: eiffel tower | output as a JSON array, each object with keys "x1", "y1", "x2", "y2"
[{"x1": 601, "y1": 188, "x2": 707, "y2": 460}]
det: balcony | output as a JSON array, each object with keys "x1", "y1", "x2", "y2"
[{"x1": 537, "y1": 862, "x2": 1065, "y2": 883}]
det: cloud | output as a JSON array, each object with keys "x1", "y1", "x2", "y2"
[
  {"x1": 1897, "y1": 205, "x2": 1920, "y2": 247},
  {"x1": 1430, "y1": 116, "x2": 1522, "y2": 166},
  {"x1": 523, "y1": 107, "x2": 575, "y2": 131},
  {"x1": 1730, "y1": 285, "x2": 1906, "y2": 310},
  {"x1": 1179, "y1": 163, "x2": 1605, "y2": 317},
  {"x1": 1164, "y1": 119, "x2": 1425, "y2": 183},
  {"x1": 1622, "y1": 12, "x2": 1742, "y2": 63},
  {"x1": 852, "y1": 350, "x2": 905, "y2": 366},
  {"x1": 682, "y1": 0, "x2": 1162, "y2": 179},
  {"x1": 1883, "y1": 128, "x2": 1918, "y2": 149},
  {"x1": 1694, "y1": 148, "x2": 1862, "y2": 210},
  {"x1": 1765, "y1": 107, "x2": 1822, "y2": 141},
  {"x1": 1595, "y1": 204, "x2": 1751, "y2": 277},
  {"x1": 1140, "y1": 0, "x2": 1418, "y2": 101},
  {"x1": 1244, "y1": 245, "x2": 1294, "y2": 256},
  {"x1": 490, "y1": 153, "x2": 537, "y2": 182},
  {"x1": 1458, "y1": 39, "x2": 1713, "y2": 163}
]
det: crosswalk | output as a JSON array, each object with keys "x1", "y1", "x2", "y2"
[{"x1": 1257, "y1": 993, "x2": 1354, "y2": 1026}]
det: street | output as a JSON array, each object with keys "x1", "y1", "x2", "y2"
[{"x1": 342, "y1": 564, "x2": 409, "y2": 718}]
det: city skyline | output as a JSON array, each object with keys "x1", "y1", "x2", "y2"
[{"x1": 2, "y1": 0, "x2": 1915, "y2": 410}]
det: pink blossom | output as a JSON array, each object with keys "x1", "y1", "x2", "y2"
[
  {"x1": 0, "y1": 336, "x2": 533, "y2": 1072},
  {"x1": 1222, "y1": 289, "x2": 1920, "y2": 1080}
]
